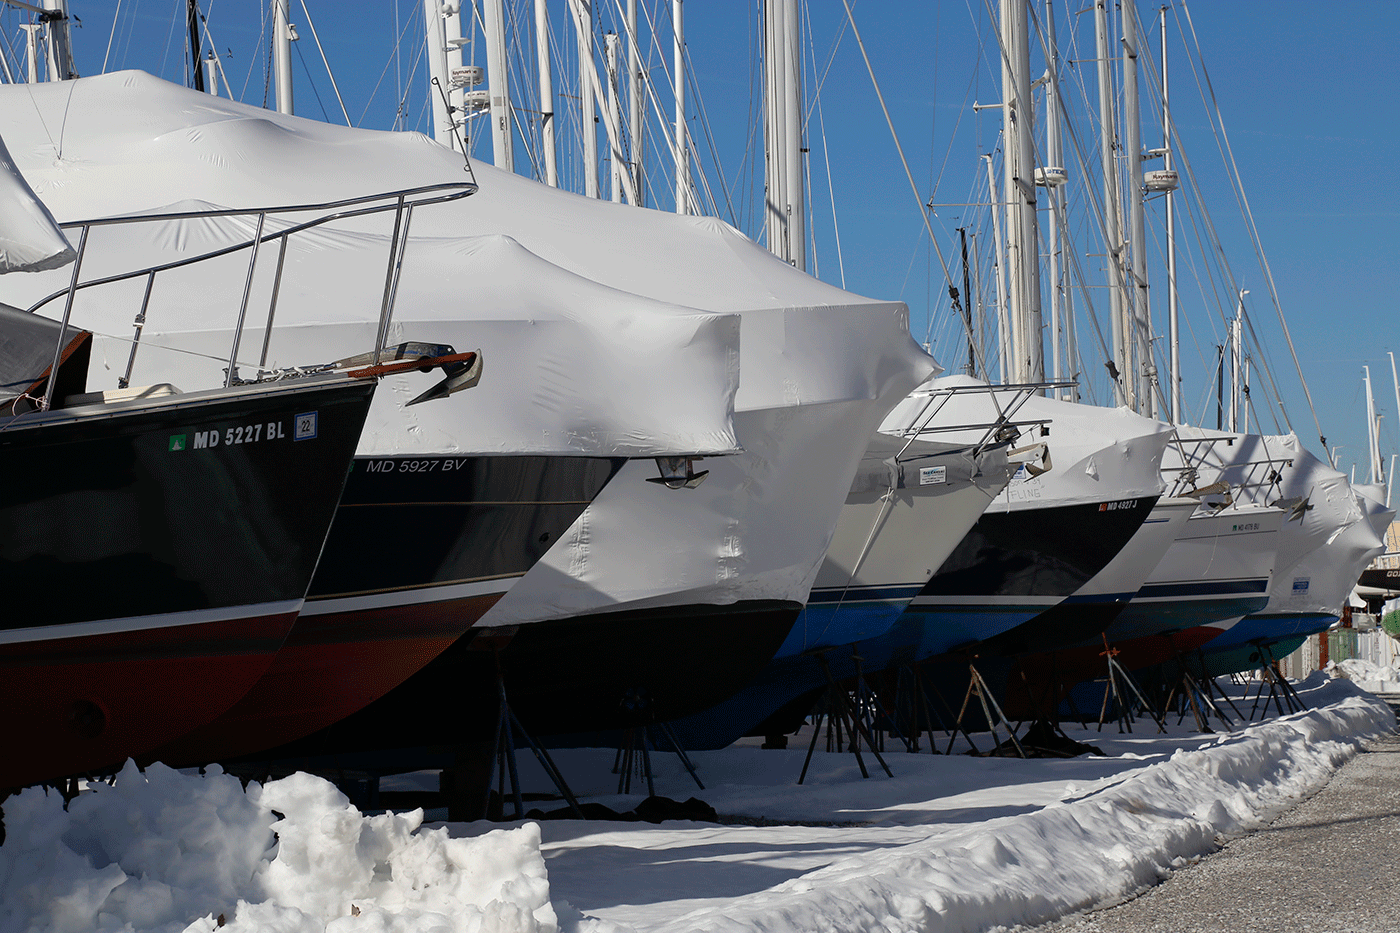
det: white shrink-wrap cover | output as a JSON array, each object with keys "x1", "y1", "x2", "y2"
[
  {"x1": 0, "y1": 134, "x2": 73, "y2": 273},
  {"x1": 9, "y1": 214, "x2": 742, "y2": 458},
  {"x1": 882, "y1": 376, "x2": 1172, "y2": 512},
  {"x1": 0, "y1": 72, "x2": 936, "y2": 621},
  {"x1": 1170, "y1": 429, "x2": 1385, "y2": 617}
]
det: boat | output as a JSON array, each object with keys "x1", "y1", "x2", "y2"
[
  {"x1": 894, "y1": 379, "x2": 1172, "y2": 660},
  {"x1": 1, "y1": 72, "x2": 931, "y2": 762},
  {"x1": 0, "y1": 145, "x2": 463, "y2": 788},
  {"x1": 1173, "y1": 432, "x2": 1387, "y2": 673},
  {"x1": 664, "y1": 391, "x2": 1019, "y2": 750}
]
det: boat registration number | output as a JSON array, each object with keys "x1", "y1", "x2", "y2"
[{"x1": 360, "y1": 458, "x2": 475, "y2": 473}]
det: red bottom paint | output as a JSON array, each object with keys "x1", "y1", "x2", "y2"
[
  {"x1": 1, "y1": 610, "x2": 297, "y2": 790},
  {"x1": 1003, "y1": 624, "x2": 1228, "y2": 720},
  {"x1": 150, "y1": 592, "x2": 505, "y2": 767}
]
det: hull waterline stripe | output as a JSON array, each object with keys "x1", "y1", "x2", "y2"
[
  {"x1": 0, "y1": 600, "x2": 303, "y2": 645},
  {"x1": 301, "y1": 576, "x2": 519, "y2": 616}
]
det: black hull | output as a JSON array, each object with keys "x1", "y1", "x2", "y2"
[
  {"x1": 2, "y1": 380, "x2": 374, "y2": 628},
  {"x1": 921, "y1": 498, "x2": 1157, "y2": 602},
  {"x1": 239, "y1": 599, "x2": 801, "y2": 764},
  {"x1": 1359, "y1": 568, "x2": 1400, "y2": 593},
  {"x1": 309, "y1": 455, "x2": 627, "y2": 601},
  {"x1": 925, "y1": 497, "x2": 1159, "y2": 658},
  {"x1": 151, "y1": 454, "x2": 626, "y2": 766},
  {"x1": 0, "y1": 377, "x2": 374, "y2": 788}
]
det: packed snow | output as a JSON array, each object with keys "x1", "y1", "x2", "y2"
[
  {"x1": 0, "y1": 675, "x2": 1392, "y2": 933},
  {"x1": 1327, "y1": 656, "x2": 1400, "y2": 694},
  {"x1": 0, "y1": 765, "x2": 556, "y2": 933}
]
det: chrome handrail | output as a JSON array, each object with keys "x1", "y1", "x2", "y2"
[
  {"x1": 888, "y1": 380, "x2": 1077, "y2": 458},
  {"x1": 29, "y1": 182, "x2": 477, "y2": 410}
]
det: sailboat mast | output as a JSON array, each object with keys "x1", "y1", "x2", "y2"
[
  {"x1": 572, "y1": 1, "x2": 599, "y2": 195},
  {"x1": 42, "y1": 0, "x2": 75, "y2": 81},
  {"x1": 606, "y1": 32, "x2": 622, "y2": 203},
  {"x1": 674, "y1": 0, "x2": 689, "y2": 215},
  {"x1": 444, "y1": 3, "x2": 465, "y2": 142},
  {"x1": 1162, "y1": 5, "x2": 1180, "y2": 424},
  {"x1": 483, "y1": 0, "x2": 514, "y2": 170},
  {"x1": 188, "y1": 0, "x2": 205, "y2": 92},
  {"x1": 763, "y1": 0, "x2": 787, "y2": 261},
  {"x1": 984, "y1": 153, "x2": 1011, "y2": 384},
  {"x1": 782, "y1": 0, "x2": 806, "y2": 271},
  {"x1": 959, "y1": 226, "x2": 976, "y2": 376},
  {"x1": 763, "y1": 0, "x2": 806, "y2": 269},
  {"x1": 203, "y1": 52, "x2": 219, "y2": 95},
  {"x1": 1000, "y1": 0, "x2": 1044, "y2": 384},
  {"x1": 1095, "y1": 0, "x2": 1129, "y2": 407},
  {"x1": 1229, "y1": 290, "x2": 1245, "y2": 432},
  {"x1": 970, "y1": 230, "x2": 987, "y2": 378},
  {"x1": 1365, "y1": 365, "x2": 1381, "y2": 485},
  {"x1": 424, "y1": 0, "x2": 453, "y2": 146},
  {"x1": 536, "y1": 0, "x2": 559, "y2": 185},
  {"x1": 1043, "y1": 0, "x2": 1070, "y2": 398},
  {"x1": 273, "y1": 0, "x2": 294, "y2": 114},
  {"x1": 628, "y1": 0, "x2": 644, "y2": 205},
  {"x1": 1121, "y1": 0, "x2": 1154, "y2": 417},
  {"x1": 1390, "y1": 351, "x2": 1400, "y2": 478}
]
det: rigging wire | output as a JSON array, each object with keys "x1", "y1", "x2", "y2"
[
  {"x1": 292, "y1": 30, "x2": 330, "y2": 121},
  {"x1": 839, "y1": 0, "x2": 998, "y2": 391},
  {"x1": 298, "y1": 0, "x2": 351, "y2": 125},
  {"x1": 357, "y1": 10, "x2": 420, "y2": 128},
  {"x1": 101, "y1": 0, "x2": 124, "y2": 74},
  {"x1": 1177, "y1": 1, "x2": 1323, "y2": 450}
]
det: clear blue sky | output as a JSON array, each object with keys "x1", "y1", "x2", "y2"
[{"x1": 29, "y1": 0, "x2": 1400, "y2": 485}]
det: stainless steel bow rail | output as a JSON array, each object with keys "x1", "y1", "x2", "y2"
[
  {"x1": 885, "y1": 380, "x2": 1079, "y2": 460},
  {"x1": 1163, "y1": 433, "x2": 1297, "y2": 510},
  {"x1": 26, "y1": 182, "x2": 478, "y2": 413}
]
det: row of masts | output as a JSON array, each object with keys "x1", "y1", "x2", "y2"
[
  {"x1": 996, "y1": 0, "x2": 1184, "y2": 418},
  {"x1": 5, "y1": 0, "x2": 809, "y2": 274},
  {"x1": 415, "y1": 0, "x2": 805, "y2": 264},
  {"x1": 3, "y1": 1, "x2": 1281, "y2": 436}
]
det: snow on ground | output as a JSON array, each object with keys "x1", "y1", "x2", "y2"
[
  {"x1": 0, "y1": 674, "x2": 1392, "y2": 933},
  {"x1": 1327, "y1": 656, "x2": 1400, "y2": 694},
  {"x1": 0, "y1": 766, "x2": 556, "y2": 933}
]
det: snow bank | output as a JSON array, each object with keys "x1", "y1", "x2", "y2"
[
  {"x1": 0, "y1": 764, "x2": 556, "y2": 933},
  {"x1": 1328, "y1": 656, "x2": 1400, "y2": 694},
  {"x1": 632, "y1": 679, "x2": 1392, "y2": 933}
]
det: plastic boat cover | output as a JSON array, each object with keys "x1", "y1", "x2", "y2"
[
  {"x1": 0, "y1": 134, "x2": 73, "y2": 273},
  {"x1": 0, "y1": 77, "x2": 749, "y2": 459},
  {"x1": 0, "y1": 71, "x2": 929, "y2": 426},
  {"x1": 0, "y1": 72, "x2": 935, "y2": 621},
  {"x1": 1170, "y1": 429, "x2": 1385, "y2": 617},
  {"x1": 882, "y1": 376, "x2": 1172, "y2": 511}
]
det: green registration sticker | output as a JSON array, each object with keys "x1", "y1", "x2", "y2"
[{"x1": 169, "y1": 434, "x2": 187, "y2": 452}]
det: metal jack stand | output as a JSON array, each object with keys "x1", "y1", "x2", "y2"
[
  {"x1": 798, "y1": 654, "x2": 894, "y2": 784},
  {"x1": 895, "y1": 664, "x2": 950, "y2": 753},
  {"x1": 1096, "y1": 637, "x2": 1167, "y2": 734},
  {"x1": 851, "y1": 649, "x2": 911, "y2": 754},
  {"x1": 1248, "y1": 645, "x2": 1305, "y2": 719},
  {"x1": 614, "y1": 722, "x2": 706, "y2": 795},
  {"x1": 1164, "y1": 653, "x2": 1235, "y2": 732},
  {"x1": 1266, "y1": 644, "x2": 1307, "y2": 711},
  {"x1": 484, "y1": 658, "x2": 584, "y2": 821},
  {"x1": 946, "y1": 661, "x2": 1024, "y2": 758}
]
